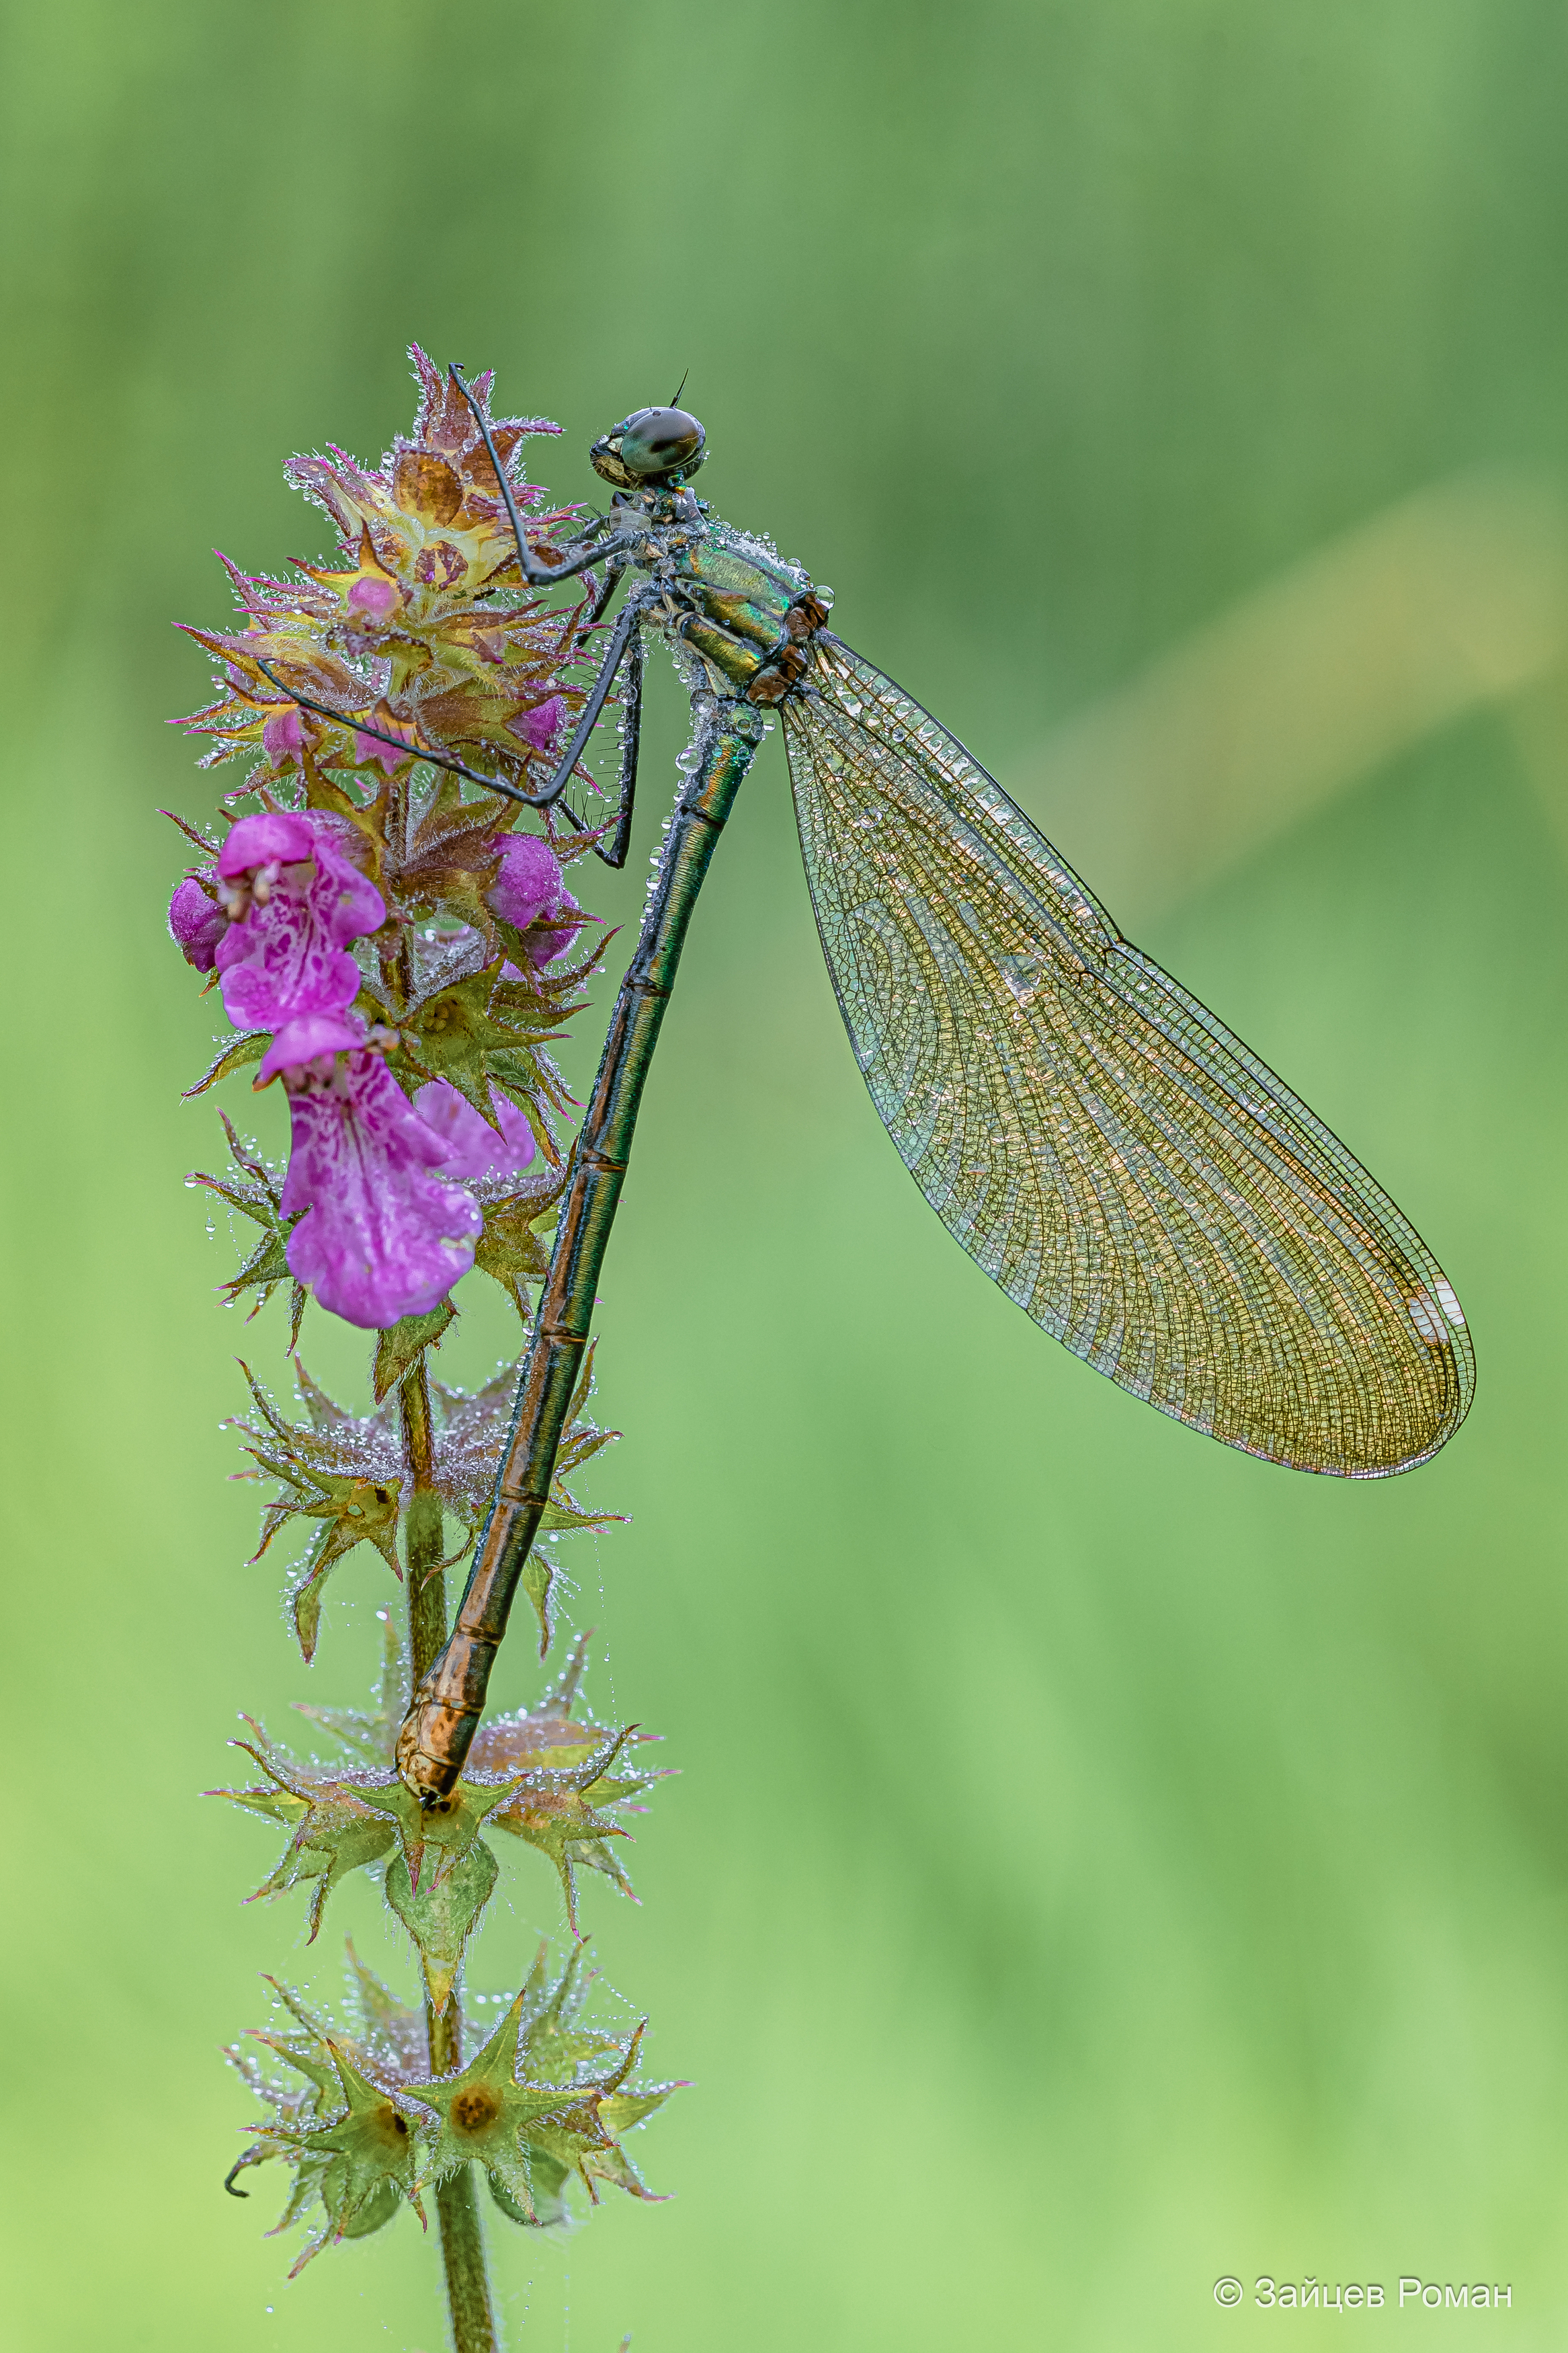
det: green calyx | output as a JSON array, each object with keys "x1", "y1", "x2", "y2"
[
  {"x1": 188, "y1": 1111, "x2": 306, "y2": 1340},
  {"x1": 226, "y1": 1349, "x2": 618, "y2": 1667},
  {"x1": 404, "y1": 1943, "x2": 679, "y2": 2221},
  {"x1": 229, "y1": 1361, "x2": 403, "y2": 1663},
  {"x1": 373, "y1": 958, "x2": 581, "y2": 1150},
  {"x1": 210, "y1": 1636, "x2": 662, "y2": 1970},
  {"x1": 225, "y1": 1942, "x2": 680, "y2": 2265}
]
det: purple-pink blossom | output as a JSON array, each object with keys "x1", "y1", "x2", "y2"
[
  {"x1": 507, "y1": 694, "x2": 567, "y2": 755},
  {"x1": 168, "y1": 877, "x2": 227, "y2": 971},
  {"x1": 216, "y1": 810, "x2": 384, "y2": 1072},
  {"x1": 489, "y1": 831, "x2": 562, "y2": 926},
  {"x1": 261, "y1": 703, "x2": 305, "y2": 768},
  {"x1": 415, "y1": 1079, "x2": 536, "y2": 1181},
  {"x1": 352, "y1": 713, "x2": 421, "y2": 774},
  {"x1": 488, "y1": 830, "x2": 585, "y2": 965},
  {"x1": 347, "y1": 575, "x2": 398, "y2": 619},
  {"x1": 280, "y1": 1051, "x2": 483, "y2": 1328},
  {"x1": 257, "y1": 1009, "x2": 364, "y2": 1084},
  {"x1": 530, "y1": 890, "x2": 583, "y2": 965}
]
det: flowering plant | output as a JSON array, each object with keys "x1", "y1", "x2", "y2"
[{"x1": 168, "y1": 353, "x2": 676, "y2": 2347}]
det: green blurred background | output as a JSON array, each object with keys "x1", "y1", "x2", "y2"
[{"x1": 5, "y1": 1, "x2": 1568, "y2": 2344}]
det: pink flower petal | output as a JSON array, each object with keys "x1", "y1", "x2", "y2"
[
  {"x1": 414, "y1": 1079, "x2": 536, "y2": 1180},
  {"x1": 487, "y1": 832, "x2": 564, "y2": 931},
  {"x1": 347, "y1": 576, "x2": 397, "y2": 618},
  {"x1": 261, "y1": 704, "x2": 305, "y2": 767},
  {"x1": 281, "y1": 1052, "x2": 482, "y2": 1329},
  {"x1": 507, "y1": 694, "x2": 567, "y2": 754},
  {"x1": 216, "y1": 812, "x2": 384, "y2": 1037},
  {"x1": 168, "y1": 876, "x2": 226, "y2": 970},
  {"x1": 354, "y1": 722, "x2": 419, "y2": 775},
  {"x1": 530, "y1": 889, "x2": 583, "y2": 966},
  {"x1": 219, "y1": 810, "x2": 315, "y2": 876},
  {"x1": 259, "y1": 1008, "x2": 366, "y2": 1081}
]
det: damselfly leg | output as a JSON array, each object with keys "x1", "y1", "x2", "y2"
[
  {"x1": 247, "y1": 366, "x2": 653, "y2": 820},
  {"x1": 532, "y1": 596, "x2": 647, "y2": 865},
  {"x1": 450, "y1": 364, "x2": 647, "y2": 866},
  {"x1": 450, "y1": 363, "x2": 640, "y2": 592},
  {"x1": 595, "y1": 620, "x2": 643, "y2": 871},
  {"x1": 250, "y1": 657, "x2": 568, "y2": 810},
  {"x1": 250, "y1": 378, "x2": 646, "y2": 828}
]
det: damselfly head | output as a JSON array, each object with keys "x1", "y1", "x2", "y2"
[{"x1": 590, "y1": 406, "x2": 706, "y2": 490}]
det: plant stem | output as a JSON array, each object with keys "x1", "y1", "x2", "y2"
[
  {"x1": 399, "y1": 1357, "x2": 448, "y2": 1687},
  {"x1": 432, "y1": 2158, "x2": 497, "y2": 2353},
  {"x1": 401, "y1": 1358, "x2": 499, "y2": 2353}
]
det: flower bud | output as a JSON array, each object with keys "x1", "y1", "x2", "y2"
[{"x1": 168, "y1": 875, "x2": 227, "y2": 969}]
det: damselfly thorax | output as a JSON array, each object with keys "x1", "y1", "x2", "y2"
[
  {"x1": 597, "y1": 488, "x2": 835, "y2": 707},
  {"x1": 579, "y1": 409, "x2": 827, "y2": 709}
]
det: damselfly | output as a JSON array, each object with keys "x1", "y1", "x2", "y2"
[{"x1": 270, "y1": 372, "x2": 1472, "y2": 1804}]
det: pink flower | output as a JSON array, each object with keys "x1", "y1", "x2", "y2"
[
  {"x1": 353, "y1": 713, "x2": 420, "y2": 774},
  {"x1": 530, "y1": 889, "x2": 584, "y2": 965},
  {"x1": 261, "y1": 703, "x2": 305, "y2": 768},
  {"x1": 347, "y1": 575, "x2": 398, "y2": 619},
  {"x1": 167, "y1": 877, "x2": 226, "y2": 970},
  {"x1": 488, "y1": 831, "x2": 585, "y2": 965},
  {"x1": 257, "y1": 1008, "x2": 365, "y2": 1084},
  {"x1": 489, "y1": 831, "x2": 563, "y2": 928},
  {"x1": 507, "y1": 694, "x2": 567, "y2": 754},
  {"x1": 280, "y1": 1051, "x2": 483, "y2": 1329},
  {"x1": 414, "y1": 1079, "x2": 536, "y2": 1180},
  {"x1": 216, "y1": 811, "x2": 384, "y2": 1068}
]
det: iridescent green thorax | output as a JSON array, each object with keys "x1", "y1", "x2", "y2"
[{"x1": 612, "y1": 491, "x2": 833, "y2": 705}]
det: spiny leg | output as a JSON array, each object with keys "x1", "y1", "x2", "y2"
[
  {"x1": 255, "y1": 575, "x2": 642, "y2": 816},
  {"x1": 591, "y1": 621, "x2": 643, "y2": 871},
  {"x1": 584, "y1": 555, "x2": 628, "y2": 629},
  {"x1": 251, "y1": 659, "x2": 565, "y2": 810},
  {"x1": 534, "y1": 600, "x2": 649, "y2": 856},
  {"x1": 536, "y1": 598, "x2": 643, "y2": 801}
]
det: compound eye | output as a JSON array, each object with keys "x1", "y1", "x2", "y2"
[
  {"x1": 618, "y1": 407, "x2": 705, "y2": 478},
  {"x1": 589, "y1": 406, "x2": 707, "y2": 489}
]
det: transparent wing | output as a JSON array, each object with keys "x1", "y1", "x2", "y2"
[{"x1": 780, "y1": 634, "x2": 1473, "y2": 1476}]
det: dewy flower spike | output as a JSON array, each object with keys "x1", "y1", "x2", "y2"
[{"x1": 167, "y1": 352, "x2": 672, "y2": 2346}]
